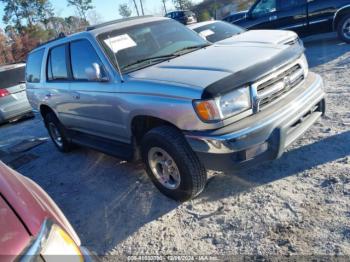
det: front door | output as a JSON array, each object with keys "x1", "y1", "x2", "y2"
[
  {"x1": 66, "y1": 39, "x2": 127, "y2": 143},
  {"x1": 248, "y1": 0, "x2": 279, "y2": 29}
]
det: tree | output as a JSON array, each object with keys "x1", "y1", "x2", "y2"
[
  {"x1": 1, "y1": 0, "x2": 54, "y2": 32},
  {"x1": 67, "y1": 0, "x2": 94, "y2": 20},
  {"x1": 36, "y1": 1, "x2": 55, "y2": 30},
  {"x1": 1, "y1": 0, "x2": 23, "y2": 32},
  {"x1": 161, "y1": 0, "x2": 167, "y2": 14},
  {"x1": 64, "y1": 16, "x2": 89, "y2": 34},
  {"x1": 119, "y1": 4, "x2": 132, "y2": 18},
  {"x1": 172, "y1": 0, "x2": 193, "y2": 10},
  {"x1": 87, "y1": 10, "x2": 102, "y2": 25},
  {"x1": 0, "y1": 29, "x2": 14, "y2": 64},
  {"x1": 198, "y1": 10, "x2": 211, "y2": 22}
]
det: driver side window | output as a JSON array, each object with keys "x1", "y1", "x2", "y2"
[{"x1": 252, "y1": 0, "x2": 277, "y2": 18}]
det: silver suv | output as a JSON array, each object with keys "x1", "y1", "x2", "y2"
[{"x1": 26, "y1": 17, "x2": 326, "y2": 201}]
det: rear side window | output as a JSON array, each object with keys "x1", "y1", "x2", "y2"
[
  {"x1": 47, "y1": 44, "x2": 69, "y2": 81},
  {"x1": 0, "y1": 66, "x2": 25, "y2": 88},
  {"x1": 70, "y1": 39, "x2": 105, "y2": 80},
  {"x1": 26, "y1": 49, "x2": 44, "y2": 83}
]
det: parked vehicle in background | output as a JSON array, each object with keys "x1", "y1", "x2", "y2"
[
  {"x1": 26, "y1": 16, "x2": 325, "y2": 201},
  {"x1": 0, "y1": 63, "x2": 33, "y2": 124},
  {"x1": 188, "y1": 20, "x2": 303, "y2": 47},
  {"x1": 0, "y1": 161, "x2": 96, "y2": 262},
  {"x1": 223, "y1": 0, "x2": 350, "y2": 43},
  {"x1": 165, "y1": 10, "x2": 197, "y2": 25}
]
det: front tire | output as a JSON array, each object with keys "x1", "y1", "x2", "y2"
[
  {"x1": 44, "y1": 112, "x2": 73, "y2": 152},
  {"x1": 337, "y1": 14, "x2": 350, "y2": 43},
  {"x1": 141, "y1": 126, "x2": 207, "y2": 201}
]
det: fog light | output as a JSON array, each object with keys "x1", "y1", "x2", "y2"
[{"x1": 245, "y1": 143, "x2": 268, "y2": 160}]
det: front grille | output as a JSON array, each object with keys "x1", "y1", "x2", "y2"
[{"x1": 257, "y1": 64, "x2": 305, "y2": 108}]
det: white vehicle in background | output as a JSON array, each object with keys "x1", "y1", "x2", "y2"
[
  {"x1": 188, "y1": 20, "x2": 303, "y2": 47},
  {"x1": 0, "y1": 63, "x2": 33, "y2": 124}
]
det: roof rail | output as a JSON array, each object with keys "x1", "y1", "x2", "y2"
[
  {"x1": 86, "y1": 16, "x2": 154, "y2": 31},
  {"x1": 36, "y1": 32, "x2": 66, "y2": 48}
]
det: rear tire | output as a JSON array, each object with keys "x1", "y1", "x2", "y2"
[
  {"x1": 141, "y1": 126, "x2": 207, "y2": 201},
  {"x1": 337, "y1": 14, "x2": 350, "y2": 43},
  {"x1": 44, "y1": 112, "x2": 73, "y2": 152}
]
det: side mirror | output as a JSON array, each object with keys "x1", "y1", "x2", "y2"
[
  {"x1": 85, "y1": 63, "x2": 108, "y2": 82},
  {"x1": 246, "y1": 11, "x2": 253, "y2": 19}
]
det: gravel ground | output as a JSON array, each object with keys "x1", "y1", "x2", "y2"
[{"x1": 0, "y1": 34, "x2": 349, "y2": 260}]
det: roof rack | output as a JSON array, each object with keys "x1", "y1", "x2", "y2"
[
  {"x1": 86, "y1": 16, "x2": 154, "y2": 31},
  {"x1": 36, "y1": 32, "x2": 66, "y2": 48}
]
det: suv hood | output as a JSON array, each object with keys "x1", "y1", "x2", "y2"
[
  {"x1": 129, "y1": 42, "x2": 304, "y2": 98},
  {"x1": 220, "y1": 30, "x2": 298, "y2": 45}
]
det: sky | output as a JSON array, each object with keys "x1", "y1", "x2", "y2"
[{"x1": 0, "y1": 0, "x2": 202, "y2": 30}]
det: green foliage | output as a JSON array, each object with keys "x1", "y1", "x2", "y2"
[
  {"x1": 172, "y1": 0, "x2": 193, "y2": 10},
  {"x1": 118, "y1": 3, "x2": 132, "y2": 18},
  {"x1": 67, "y1": 0, "x2": 94, "y2": 20},
  {"x1": 1, "y1": 0, "x2": 54, "y2": 32},
  {"x1": 198, "y1": 10, "x2": 211, "y2": 22},
  {"x1": 237, "y1": 0, "x2": 255, "y2": 11}
]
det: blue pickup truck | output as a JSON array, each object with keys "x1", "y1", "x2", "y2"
[{"x1": 223, "y1": 0, "x2": 350, "y2": 43}]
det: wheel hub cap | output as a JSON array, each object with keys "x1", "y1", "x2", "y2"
[
  {"x1": 148, "y1": 147, "x2": 181, "y2": 190},
  {"x1": 342, "y1": 19, "x2": 350, "y2": 39},
  {"x1": 48, "y1": 123, "x2": 63, "y2": 147}
]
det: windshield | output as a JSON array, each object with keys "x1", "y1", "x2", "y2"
[
  {"x1": 98, "y1": 19, "x2": 209, "y2": 73},
  {"x1": 192, "y1": 21, "x2": 245, "y2": 43}
]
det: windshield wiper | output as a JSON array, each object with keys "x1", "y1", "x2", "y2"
[
  {"x1": 173, "y1": 44, "x2": 211, "y2": 54},
  {"x1": 122, "y1": 44, "x2": 211, "y2": 72},
  {"x1": 122, "y1": 54, "x2": 180, "y2": 71}
]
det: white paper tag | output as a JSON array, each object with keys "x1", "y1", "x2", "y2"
[
  {"x1": 199, "y1": 29, "x2": 215, "y2": 39},
  {"x1": 104, "y1": 34, "x2": 137, "y2": 53}
]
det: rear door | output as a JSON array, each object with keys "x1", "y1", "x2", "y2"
[
  {"x1": 276, "y1": 0, "x2": 308, "y2": 35},
  {"x1": 45, "y1": 43, "x2": 73, "y2": 126}
]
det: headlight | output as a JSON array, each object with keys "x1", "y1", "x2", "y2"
[
  {"x1": 24, "y1": 220, "x2": 84, "y2": 262},
  {"x1": 41, "y1": 223, "x2": 83, "y2": 261},
  {"x1": 194, "y1": 87, "x2": 251, "y2": 122},
  {"x1": 300, "y1": 54, "x2": 309, "y2": 77}
]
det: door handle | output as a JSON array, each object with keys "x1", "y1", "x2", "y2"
[
  {"x1": 45, "y1": 93, "x2": 53, "y2": 99},
  {"x1": 269, "y1": 15, "x2": 278, "y2": 21},
  {"x1": 72, "y1": 92, "x2": 80, "y2": 100}
]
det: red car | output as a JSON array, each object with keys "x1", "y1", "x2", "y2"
[{"x1": 0, "y1": 161, "x2": 96, "y2": 262}]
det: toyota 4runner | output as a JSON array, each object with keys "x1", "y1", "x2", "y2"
[{"x1": 26, "y1": 16, "x2": 326, "y2": 201}]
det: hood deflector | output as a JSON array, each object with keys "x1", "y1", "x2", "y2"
[{"x1": 202, "y1": 45, "x2": 305, "y2": 99}]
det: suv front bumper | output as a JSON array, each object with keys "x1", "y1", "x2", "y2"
[{"x1": 184, "y1": 72, "x2": 326, "y2": 172}]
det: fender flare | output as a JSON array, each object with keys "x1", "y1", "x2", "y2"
[{"x1": 333, "y1": 4, "x2": 350, "y2": 31}]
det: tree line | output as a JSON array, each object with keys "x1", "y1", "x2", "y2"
[
  {"x1": 0, "y1": 0, "x2": 94, "y2": 64},
  {"x1": 0, "y1": 0, "x2": 253, "y2": 65}
]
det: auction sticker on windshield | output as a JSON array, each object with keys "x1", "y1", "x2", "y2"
[
  {"x1": 199, "y1": 29, "x2": 215, "y2": 39},
  {"x1": 104, "y1": 34, "x2": 137, "y2": 53}
]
